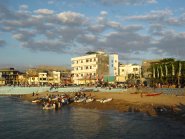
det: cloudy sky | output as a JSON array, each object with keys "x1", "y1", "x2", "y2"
[{"x1": 0, "y1": 0, "x2": 185, "y2": 68}]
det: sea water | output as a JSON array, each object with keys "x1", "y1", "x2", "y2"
[{"x1": 0, "y1": 96, "x2": 185, "y2": 139}]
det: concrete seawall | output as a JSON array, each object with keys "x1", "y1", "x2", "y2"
[
  {"x1": 0, "y1": 86, "x2": 184, "y2": 95},
  {"x1": 0, "y1": 86, "x2": 127, "y2": 95}
]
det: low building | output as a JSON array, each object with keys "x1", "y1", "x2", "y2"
[
  {"x1": 61, "y1": 71, "x2": 72, "y2": 85},
  {"x1": 38, "y1": 72, "x2": 48, "y2": 86},
  {"x1": 117, "y1": 64, "x2": 141, "y2": 83},
  {"x1": 48, "y1": 71, "x2": 60, "y2": 85},
  {"x1": 0, "y1": 78, "x2": 5, "y2": 86},
  {"x1": 17, "y1": 74, "x2": 28, "y2": 86},
  {"x1": 28, "y1": 76, "x2": 39, "y2": 85},
  {"x1": 0, "y1": 68, "x2": 20, "y2": 85}
]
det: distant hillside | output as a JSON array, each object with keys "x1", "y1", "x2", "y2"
[{"x1": 36, "y1": 65, "x2": 70, "y2": 72}]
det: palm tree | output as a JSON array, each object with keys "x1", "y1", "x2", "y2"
[{"x1": 150, "y1": 58, "x2": 185, "y2": 87}]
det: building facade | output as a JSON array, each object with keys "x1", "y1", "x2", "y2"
[
  {"x1": 103, "y1": 53, "x2": 119, "y2": 83},
  {"x1": 0, "y1": 68, "x2": 20, "y2": 85},
  {"x1": 28, "y1": 76, "x2": 39, "y2": 85},
  {"x1": 0, "y1": 78, "x2": 5, "y2": 86},
  {"x1": 71, "y1": 51, "x2": 109, "y2": 85},
  {"x1": 117, "y1": 64, "x2": 141, "y2": 83},
  {"x1": 109, "y1": 54, "x2": 119, "y2": 76},
  {"x1": 48, "y1": 71, "x2": 61, "y2": 85},
  {"x1": 38, "y1": 72, "x2": 48, "y2": 86}
]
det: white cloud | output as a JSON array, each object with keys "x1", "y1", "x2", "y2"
[
  {"x1": 57, "y1": 11, "x2": 87, "y2": 25},
  {"x1": 34, "y1": 9, "x2": 54, "y2": 15},
  {"x1": 154, "y1": 31, "x2": 185, "y2": 59},
  {"x1": 1, "y1": 2, "x2": 185, "y2": 63},
  {"x1": 107, "y1": 21, "x2": 120, "y2": 28},
  {"x1": 125, "y1": 9, "x2": 172, "y2": 21},
  {"x1": 99, "y1": 0, "x2": 157, "y2": 5},
  {"x1": 13, "y1": 33, "x2": 24, "y2": 40},
  {"x1": 100, "y1": 11, "x2": 108, "y2": 16},
  {"x1": 19, "y1": 5, "x2": 28, "y2": 11},
  {"x1": 125, "y1": 9, "x2": 185, "y2": 27}
]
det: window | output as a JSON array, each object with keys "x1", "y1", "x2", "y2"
[
  {"x1": 94, "y1": 58, "x2": 96, "y2": 61},
  {"x1": 81, "y1": 60, "x2": 83, "y2": 63},
  {"x1": 133, "y1": 68, "x2": 138, "y2": 71},
  {"x1": 90, "y1": 66, "x2": 92, "y2": 69},
  {"x1": 122, "y1": 69, "x2": 124, "y2": 72},
  {"x1": 86, "y1": 59, "x2": 89, "y2": 62},
  {"x1": 81, "y1": 74, "x2": 83, "y2": 77},
  {"x1": 90, "y1": 59, "x2": 92, "y2": 62},
  {"x1": 86, "y1": 66, "x2": 88, "y2": 69}
]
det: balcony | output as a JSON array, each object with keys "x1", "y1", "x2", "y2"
[
  {"x1": 71, "y1": 61, "x2": 97, "y2": 67},
  {"x1": 71, "y1": 68, "x2": 96, "y2": 74}
]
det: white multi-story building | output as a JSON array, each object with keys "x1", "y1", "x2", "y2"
[
  {"x1": 117, "y1": 64, "x2": 141, "y2": 82},
  {"x1": 71, "y1": 51, "x2": 109, "y2": 85}
]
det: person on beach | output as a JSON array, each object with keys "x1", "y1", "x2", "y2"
[{"x1": 140, "y1": 92, "x2": 143, "y2": 98}]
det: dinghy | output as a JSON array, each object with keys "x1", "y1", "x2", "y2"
[
  {"x1": 86, "y1": 98, "x2": 94, "y2": 103},
  {"x1": 100, "y1": 98, "x2": 112, "y2": 103},
  {"x1": 96, "y1": 98, "x2": 113, "y2": 103}
]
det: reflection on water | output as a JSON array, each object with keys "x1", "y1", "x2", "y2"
[{"x1": 0, "y1": 96, "x2": 185, "y2": 139}]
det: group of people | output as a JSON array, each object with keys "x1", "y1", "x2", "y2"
[{"x1": 40, "y1": 94, "x2": 71, "y2": 110}]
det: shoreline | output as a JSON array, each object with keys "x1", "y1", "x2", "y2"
[{"x1": 19, "y1": 91, "x2": 185, "y2": 123}]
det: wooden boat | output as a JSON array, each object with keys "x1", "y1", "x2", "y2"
[
  {"x1": 32, "y1": 99, "x2": 41, "y2": 103},
  {"x1": 96, "y1": 99, "x2": 103, "y2": 102},
  {"x1": 101, "y1": 98, "x2": 112, "y2": 103},
  {"x1": 145, "y1": 92, "x2": 162, "y2": 96},
  {"x1": 96, "y1": 98, "x2": 113, "y2": 103},
  {"x1": 74, "y1": 98, "x2": 86, "y2": 103},
  {"x1": 86, "y1": 98, "x2": 94, "y2": 103}
]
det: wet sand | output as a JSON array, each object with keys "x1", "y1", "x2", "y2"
[{"x1": 21, "y1": 91, "x2": 185, "y2": 122}]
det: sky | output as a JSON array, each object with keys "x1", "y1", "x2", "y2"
[{"x1": 0, "y1": 0, "x2": 185, "y2": 68}]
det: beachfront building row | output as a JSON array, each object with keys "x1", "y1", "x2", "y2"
[
  {"x1": 71, "y1": 51, "x2": 141, "y2": 85},
  {"x1": 28, "y1": 71, "x2": 61, "y2": 86},
  {"x1": 0, "y1": 68, "x2": 63, "y2": 86},
  {"x1": 0, "y1": 68, "x2": 20, "y2": 85}
]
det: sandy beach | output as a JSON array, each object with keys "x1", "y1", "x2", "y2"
[{"x1": 20, "y1": 90, "x2": 185, "y2": 122}]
